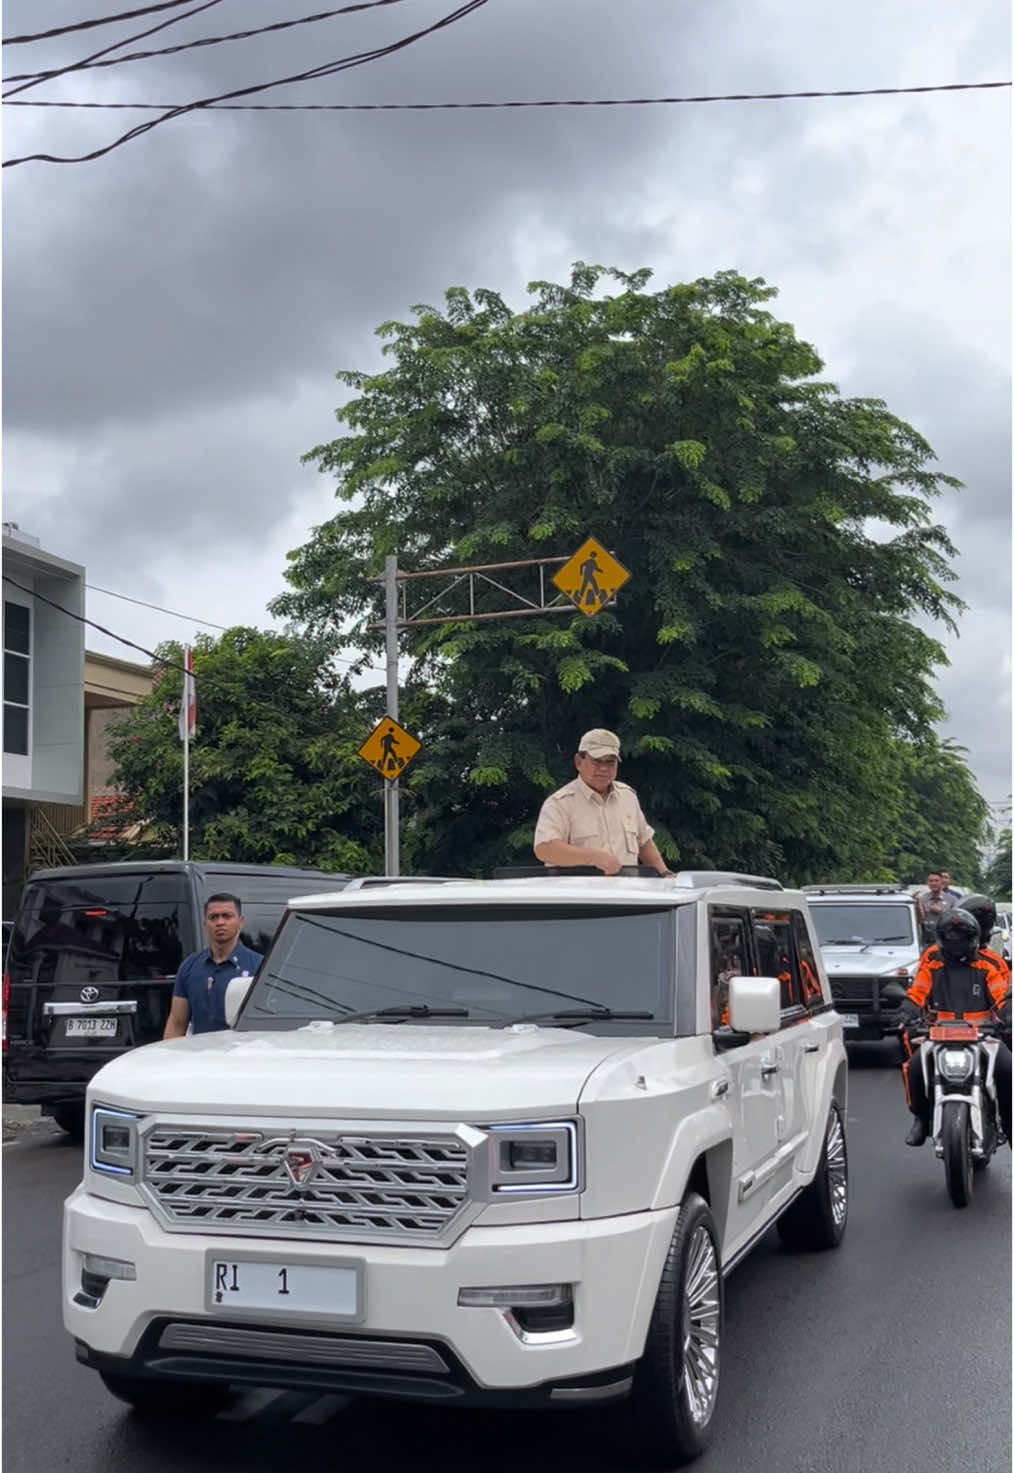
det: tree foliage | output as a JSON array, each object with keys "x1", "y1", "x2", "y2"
[
  {"x1": 104, "y1": 628, "x2": 385, "y2": 871},
  {"x1": 272, "y1": 263, "x2": 975, "y2": 881},
  {"x1": 982, "y1": 824, "x2": 1013, "y2": 901},
  {"x1": 882, "y1": 739, "x2": 990, "y2": 887}
]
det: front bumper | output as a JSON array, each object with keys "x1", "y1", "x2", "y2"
[{"x1": 64, "y1": 1185, "x2": 677, "y2": 1402}]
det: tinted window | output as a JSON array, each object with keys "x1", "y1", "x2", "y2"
[
  {"x1": 810, "y1": 903, "x2": 915, "y2": 947},
  {"x1": 197, "y1": 871, "x2": 349, "y2": 956},
  {"x1": 709, "y1": 912, "x2": 752, "y2": 1028},
  {"x1": 241, "y1": 905, "x2": 676, "y2": 1034},
  {"x1": 9, "y1": 874, "x2": 192, "y2": 985},
  {"x1": 751, "y1": 909, "x2": 801, "y2": 1011}
]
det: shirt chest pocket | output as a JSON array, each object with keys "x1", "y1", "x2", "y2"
[{"x1": 621, "y1": 827, "x2": 641, "y2": 862}]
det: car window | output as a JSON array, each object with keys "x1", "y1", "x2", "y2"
[
  {"x1": 792, "y1": 911, "x2": 824, "y2": 1009},
  {"x1": 197, "y1": 872, "x2": 349, "y2": 955},
  {"x1": 751, "y1": 909, "x2": 801, "y2": 1012},
  {"x1": 9, "y1": 874, "x2": 191, "y2": 984},
  {"x1": 709, "y1": 911, "x2": 752, "y2": 1029}
]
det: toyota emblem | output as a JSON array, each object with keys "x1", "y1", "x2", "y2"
[{"x1": 80, "y1": 986, "x2": 100, "y2": 1004}]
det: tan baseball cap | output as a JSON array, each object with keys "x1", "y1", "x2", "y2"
[{"x1": 579, "y1": 728, "x2": 621, "y2": 759}]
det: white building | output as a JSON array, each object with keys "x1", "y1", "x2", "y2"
[{"x1": 3, "y1": 526, "x2": 86, "y2": 917}]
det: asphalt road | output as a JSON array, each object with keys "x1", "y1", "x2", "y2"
[{"x1": 3, "y1": 1046, "x2": 1010, "y2": 1473}]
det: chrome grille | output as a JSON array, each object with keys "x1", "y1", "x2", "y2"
[
  {"x1": 141, "y1": 1127, "x2": 470, "y2": 1242},
  {"x1": 158, "y1": 1323, "x2": 450, "y2": 1373}
]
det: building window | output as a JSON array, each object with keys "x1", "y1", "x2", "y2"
[{"x1": 3, "y1": 601, "x2": 30, "y2": 756}]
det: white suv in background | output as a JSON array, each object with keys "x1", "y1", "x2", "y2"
[
  {"x1": 804, "y1": 884, "x2": 923, "y2": 1045},
  {"x1": 63, "y1": 871, "x2": 848, "y2": 1468}
]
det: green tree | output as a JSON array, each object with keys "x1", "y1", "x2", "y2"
[
  {"x1": 105, "y1": 628, "x2": 385, "y2": 871},
  {"x1": 274, "y1": 264, "x2": 964, "y2": 880},
  {"x1": 982, "y1": 823, "x2": 1013, "y2": 900},
  {"x1": 882, "y1": 738, "x2": 990, "y2": 887}
]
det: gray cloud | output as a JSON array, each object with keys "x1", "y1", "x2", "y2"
[{"x1": 3, "y1": 0, "x2": 1009, "y2": 804}]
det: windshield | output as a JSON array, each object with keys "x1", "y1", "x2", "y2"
[
  {"x1": 810, "y1": 903, "x2": 916, "y2": 948},
  {"x1": 239, "y1": 904, "x2": 676, "y2": 1034},
  {"x1": 9, "y1": 873, "x2": 190, "y2": 985}
]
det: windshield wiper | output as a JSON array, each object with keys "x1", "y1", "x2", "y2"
[
  {"x1": 496, "y1": 1008, "x2": 655, "y2": 1030},
  {"x1": 329, "y1": 1004, "x2": 470, "y2": 1027},
  {"x1": 871, "y1": 935, "x2": 911, "y2": 944}
]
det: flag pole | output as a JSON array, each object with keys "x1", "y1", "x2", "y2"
[{"x1": 182, "y1": 711, "x2": 190, "y2": 862}]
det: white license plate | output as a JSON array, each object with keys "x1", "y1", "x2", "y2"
[
  {"x1": 839, "y1": 1013, "x2": 860, "y2": 1030},
  {"x1": 208, "y1": 1259, "x2": 360, "y2": 1317},
  {"x1": 65, "y1": 1017, "x2": 117, "y2": 1037}
]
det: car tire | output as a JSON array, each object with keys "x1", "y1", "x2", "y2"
[
  {"x1": 99, "y1": 1372, "x2": 231, "y2": 1417},
  {"x1": 776, "y1": 1101, "x2": 848, "y2": 1252},
  {"x1": 51, "y1": 1104, "x2": 86, "y2": 1143},
  {"x1": 628, "y1": 1192, "x2": 723, "y2": 1468}
]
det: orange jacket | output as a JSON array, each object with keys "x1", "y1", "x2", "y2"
[{"x1": 907, "y1": 945, "x2": 1009, "y2": 1021}]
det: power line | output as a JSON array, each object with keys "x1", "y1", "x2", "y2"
[
  {"x1": 4, "y1": 78, "x2": 1009, "y2": 117},
  {"x1": 3, "y1": 1, "x2": 203, "y2": 46},
  {"x1": 86, "y1": 581, "x2": 229, "y2": 631},
  {"x1": 3, "y1": 0, "x2": 415, "y2": 89},
  {"x1": 2, "y1": 572, "x2": 192, "y2": 675},
  {"x1": 2, "y1": 0, "x2": 490, "y2": 166},
  {"x1": 6, "y1": 570, "x2": 387, "y2": 677},
  {"x1": 3, "y1": 0, "x2": 223, "y2": 100}
]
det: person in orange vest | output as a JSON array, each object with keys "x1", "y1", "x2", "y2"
[{"x1": 899, "y1": 908, "x2": 1011, "y2": 1147}]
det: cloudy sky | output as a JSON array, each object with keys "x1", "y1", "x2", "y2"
[{"x1": 3, "y1": 0, "x2": 1011, "y2": 817}]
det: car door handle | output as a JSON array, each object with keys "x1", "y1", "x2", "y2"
[
  {"x1": 761, "y1": 1061, "x2": 780, "y2": 1077},
  {"x1": 803, "y1": 1041, "x2": 821, "y2": 1053},
  {"x1": 711, "y1": 1079, "x2": 730, "y2": 1099}
]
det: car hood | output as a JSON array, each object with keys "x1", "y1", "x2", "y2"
[
  {"x1": 88, "y1": 1023, "x2": 644, "y2": 1120},
  {"x1": 821, "y1": 949, "x2": 918, "y2": 977}
]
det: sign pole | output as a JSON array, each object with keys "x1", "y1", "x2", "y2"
[
  {"x1": 182, "y1": 716, "x2": 190, "y2": 862},
  {"x1": 384, "y1": 554, "x2": 400, "y2": 876}
]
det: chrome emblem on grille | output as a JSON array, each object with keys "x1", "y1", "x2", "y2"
[
  {"x1": 283, "y1": 1142, "x2": 322, "y2": 1186},
  {"x1": 80, "y1": 986, "x2": 100, "y2": 1004}
]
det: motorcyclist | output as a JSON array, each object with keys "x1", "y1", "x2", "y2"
[
  {"x1": 899, "y1": 908, "x2": 1012, "y2": 1148},
  {"x1": 957, "y1": 893, "x2": 1012, "y2": 975}
]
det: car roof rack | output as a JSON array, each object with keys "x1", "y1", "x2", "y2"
[
  {"x1": 802, "y1": 883, "x2": 911, "y2": 896},
  {"x1": 340, "y1": 875, "x2": 465, "y2": 891}
]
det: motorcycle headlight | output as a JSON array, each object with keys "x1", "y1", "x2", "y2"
[
  {"x1": 90, "y1": 1105, "x2": 141, "y2": 1177},
  {"x1": 937, "y1": 1048, "x2": 975, "y2": 1083}
]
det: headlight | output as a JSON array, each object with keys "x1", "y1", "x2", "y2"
[
  {"x1": 91, "y1": 1105, "x2": 140, "y2": 1176},
  {"x1": 486, "y1": 1122, "x2": 579, "y2": 1194},
  {"x1": 937, "y1": 1048, "x2": 975, "y2": 1083}
]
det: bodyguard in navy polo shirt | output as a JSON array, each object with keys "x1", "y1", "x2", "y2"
[{"x1": 163, "y1": 893, "x2": 262, "y2": 1038}]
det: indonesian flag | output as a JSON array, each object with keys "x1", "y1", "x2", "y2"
[{"x1": 178, "y1": 645, "x2": 197, "y2": 742}]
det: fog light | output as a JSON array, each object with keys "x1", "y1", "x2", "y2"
[
  {"x1": 82, "y1": 1253, "x2": 136, "y2": 1281},
  {"x1": 458, "y1": 1283, "x2": 570, "y2": 1308}
]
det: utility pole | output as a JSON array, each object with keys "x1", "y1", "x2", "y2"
[{"x1": 384, "y1": 555, "x2": 400, "y2": 876}]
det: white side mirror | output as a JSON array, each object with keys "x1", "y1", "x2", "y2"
[
  {"x1": 727, "y1": 975, "x2": 781, "y2": 1035},
  {"x1": 225, "y1": 975, "x2": 254, "y2": 1028}
]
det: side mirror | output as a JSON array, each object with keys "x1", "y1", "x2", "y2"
[
  {"x1": 727, "y1": 975, "x2": 781, "y2": 1035},
  {"x1": 225, "y1": 975, "x2": 254, "y2": 1028}
]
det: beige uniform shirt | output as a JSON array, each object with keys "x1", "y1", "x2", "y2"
[{"x1": 533, "y1": 777, "x2": 654, "y2": 867}]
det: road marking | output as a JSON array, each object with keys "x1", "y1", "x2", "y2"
[{"x1": 291, "y1": 1394, "x2": 348, "y2": 1425}]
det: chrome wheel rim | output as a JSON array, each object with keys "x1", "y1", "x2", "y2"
[
  {"x1": 681, "y1": 1224, "x2": 720, "y2": 1426},
  {"x1": 826, "y1": 1108, "x2": 848, "y2": 1228}
]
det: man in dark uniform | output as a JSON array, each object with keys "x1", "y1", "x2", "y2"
[{"x1": 163, "y1": 893, "x2": 262, "y2": 1037}]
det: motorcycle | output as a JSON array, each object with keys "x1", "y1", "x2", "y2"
[{"x1": 911, "y1": 1017, "x2": 1005, "y2": 1208}]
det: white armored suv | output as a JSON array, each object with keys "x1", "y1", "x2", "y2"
[{"x1": 63, "y1": 871, "x2": 848, "y2": 1467}]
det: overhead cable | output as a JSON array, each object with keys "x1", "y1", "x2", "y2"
[
  {"x1": 3, "y1": 0, "x2": 490, "y2": 166},
  {"x1": 4, "y1": 78, "x2": 1008, "y2": 121},
  {"x1": 2, "y1": 572, "x2": 193, "y2": 675},
  {"x1": 3, "y1": 0, "x2": 223, "y2": 100},
  {"x1": 3, "y1": 1, "x2": 202, "y2": 45},
  {"x1": 3, "y1": 0, "x2": 415, "y2": 88}
]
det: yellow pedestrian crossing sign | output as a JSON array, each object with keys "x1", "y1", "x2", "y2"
[
  {"x1": 359, "y1": 717, "x2": 422, "y2": 780},
  {"x1": 553, "y1": 537, "x2": 631, "y2": 616}
]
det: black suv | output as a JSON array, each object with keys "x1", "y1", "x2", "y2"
[{"x1": 2, "y1": 861, "x2": 351, "y2": 1139}]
